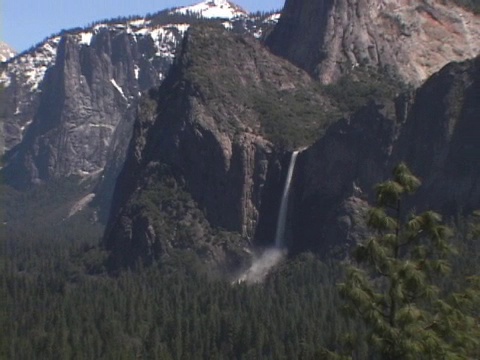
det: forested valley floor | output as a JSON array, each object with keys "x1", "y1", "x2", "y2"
[{"x1": 2, "y1": 217, "x2": 479, "y2": 359}]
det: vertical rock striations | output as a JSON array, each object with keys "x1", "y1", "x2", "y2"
[{"x1": 1, "y1": 23, "x2": 182, "y2": 188}]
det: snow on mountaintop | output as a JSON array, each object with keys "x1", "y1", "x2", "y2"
[
  {"x1": 0, "y1": 0, "x2": 276, "y2": 92},
  {"x1": 0, "y1": 42, "x2": 17, "y2": 62},
  {"x1": 173, "y1": 0, "x2": 248, "y2": 19}
]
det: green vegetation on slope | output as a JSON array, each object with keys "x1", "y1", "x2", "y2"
[
  {"x1": 108, "y1": 162, "x2": 247, "y2": 268},
  {"x1": 325, "y1": 67, "x2": 407, "y2": 114},
  {"x1": 179, "y1": 24, "x2": 342, "y2": 150}
]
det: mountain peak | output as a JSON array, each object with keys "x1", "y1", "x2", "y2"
[{"x1": 172, "y1": 0, "x2": 248, "y2": 19}]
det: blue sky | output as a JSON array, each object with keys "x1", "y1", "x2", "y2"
[{"x1": 2, "y1": 0, "x2": 285, "y2": 53}]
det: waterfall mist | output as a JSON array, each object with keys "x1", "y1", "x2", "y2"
[{"x1": 235, "y1": 248, "x2": 286, "y2": 284}]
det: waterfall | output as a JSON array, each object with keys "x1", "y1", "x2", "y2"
[
  {"x1": 234, "y1": 150, "x2": 301, "y2": 284},
  {"x1": 274, "y1": 150, "x2": 300, "y2": 248}
]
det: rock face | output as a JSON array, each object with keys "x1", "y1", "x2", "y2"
[
  {"x1": 4, "y1": 33, "x2": 144, "y2": 186},
  {"x1": 291, "y1": 97, "x2": 403, "y2": 254},
  {"x1": 0, "y1": 3, "x2": 279, "y2": 189},
  {"x1": 393, "y1": 57, "x2": 480, "y2": 214},
  {"x1": 267, "y1": 0, "x2": 480, "y2": 85},
  {"x1": 1, "y1": 20, "x2": 184, "y2": 187},
  {"x1": 104, "y1": 23, "x2": 335, "y2": 268},
  {"x1": 292, "y1": 56, "x2": 480, "y2": 254}
]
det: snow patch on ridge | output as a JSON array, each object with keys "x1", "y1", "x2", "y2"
[
  {"x1": 129, "y1": 18, "x2": 151, "y2": 28},
  {"x1": 149, "y1": 24, "x2": 189, "y2": 58},
  {"x1": 264, "y1": 13, "x2": 281, "y2": 23},
  {"x1": 78, "y1": 32, "x2": 93, "y2": 46},
  {"x1": 173, "y1": 0, "x2": 248, "y2": 19}
]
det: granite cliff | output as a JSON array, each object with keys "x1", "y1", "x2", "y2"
[
  {"x1": 267, "y1": 0, "x2": 480, "y2": 85},
  {"x1": 104, "y1": 23, "x2": 337, "y2": 268}
]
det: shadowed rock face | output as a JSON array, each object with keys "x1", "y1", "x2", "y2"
[
  {"x1": 104, "y1": 24, "x2": 336, "y2": 268},
  {"x1": 292, "y1": 99, "x2": 400, "y2": 254},
  {"x1": 292, "y1": 56, "x2": 480, "y2": 255},
  {"x1": 267, "y1": 0, "x2": 480, "y2": 85},
  {"x1": 393, "y1": 56, "x2": 480, "y2": 215}
]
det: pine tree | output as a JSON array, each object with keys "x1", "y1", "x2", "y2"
[{"x1": 338, "y1": 163, "x2": 480, "y2": 359}]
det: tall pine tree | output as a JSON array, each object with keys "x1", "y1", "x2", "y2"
[{"x1": 338, "y1": 163, "x2": 479, "y2": 359}]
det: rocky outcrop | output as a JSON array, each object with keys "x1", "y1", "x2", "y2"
[
  {"x1": 1, "y1": 22, "x2": 183, "y2": 187},
  {"x1": 104, "y1": 23, "x2": 336, "y2": 268},
  {"x1": 267, "y1": 0, "x2": 480, "y2": 85},
  {"x1": 4, "y1": 33, "x2": 140, "y2": 186},
  {"x1": 292, "y1": 56, "x2": 480, "y2": 254},
  {"x1": 105, "y1": 2, "x2": 480, "y2": 267}
]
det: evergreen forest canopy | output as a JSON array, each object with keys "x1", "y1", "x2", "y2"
[{"x1": 1, "y1": 164, "x2": 479, "y2": 359}]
